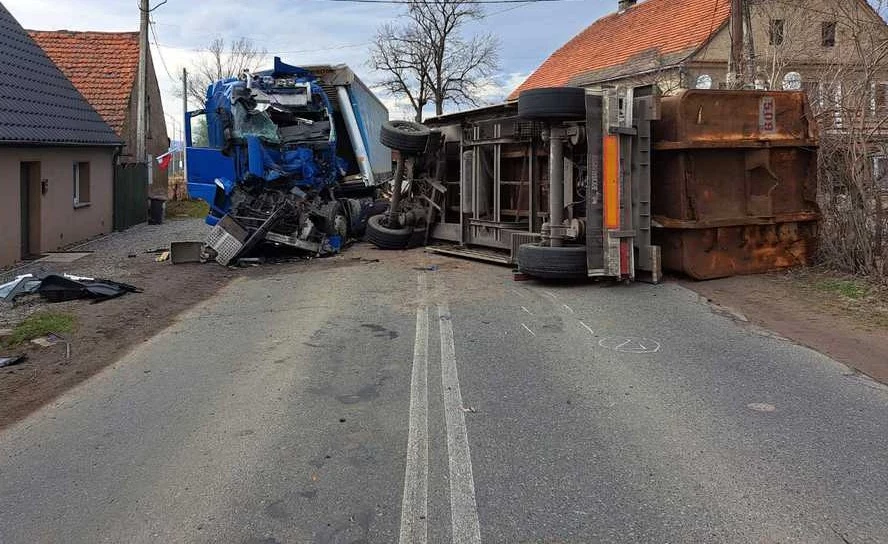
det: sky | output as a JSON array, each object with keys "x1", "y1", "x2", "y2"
[{"x1": 3, "y1": 0, "x2": 614, "y2": 140}]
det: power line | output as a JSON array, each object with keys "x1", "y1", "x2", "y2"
[
  {"x1": 323, "y1": 0, "x2": 574, "y2": 3},
  {"x1": 149, "y1": 18, "x2": 174, "y2": 80}
]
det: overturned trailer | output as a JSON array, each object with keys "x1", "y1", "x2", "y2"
[
  {"x1": 423, "y1": 88, "x2": 819, "y2": 281},
  {"x1": 424, "y1": 87, "x2": 661, "y2": 281},
  {"x1": 184, "y1": 58, "x2": 391, "y2": 264}
]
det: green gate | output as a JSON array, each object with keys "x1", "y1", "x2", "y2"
[{"x1": 113, "y1": 163, "x2": 148, "y2": 231}]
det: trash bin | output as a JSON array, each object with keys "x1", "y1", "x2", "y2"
[{"x1": 148, "y1": 197, "x2": 166, "y2": 225}]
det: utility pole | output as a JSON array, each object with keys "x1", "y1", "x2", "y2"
[
  {"x1": 729, "y1": 0, "x2": 744, "y2": 88},
  {"x1": 136, "y1": 0, "x2": 149, "y2": 163}
]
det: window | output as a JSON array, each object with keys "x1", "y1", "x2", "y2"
[
  {"x1": 782, "y1": 72, "x2": 802, "y2": 91},
  {"x1": 822, "y1": 22, "x2": 836, "y2": 47},
  {"x1": 770, "y1": 19, "x2": 785, "y2": 45},
  {"x1": 73, "y1": 162, "x2": 90, "y2": 207},
  {"x1": 874, "y1": 156, "x2": 888, "y2": 189},
  {"x1": 695, "y1": 74, "x2": 713, "y2": 89}
]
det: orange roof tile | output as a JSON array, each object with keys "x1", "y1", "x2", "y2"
[
  {"x1": 28, "y1": 30, "x2": 140, "y2": 135},
  {"x1": 509, "y1": 0, "x2": 731, "y2": 99}
]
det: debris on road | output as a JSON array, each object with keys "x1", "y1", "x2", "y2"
[
  {"x1": 169, "y1": 242, "x2": 204, "y2": 264},
  {"x1": 36, "y1": 274, "x2": 141, "y2": 303},
  {"x1": 0, "y1": 275, "x2": 42, "y2": 303},
  {"x1": 0, "y1": 354, "x2": 25, "y2": 369},
  {"x1": 155, "y1": 251, "x2": 170, "y2": 263}
]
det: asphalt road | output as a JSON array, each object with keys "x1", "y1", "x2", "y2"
[{"x1": 1, "y1": 247, "x2": 887, "y2": 543}]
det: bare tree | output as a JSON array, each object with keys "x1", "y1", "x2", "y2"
[
  {"x1": 369, "y1": 0, "x2": 500, "y2": 120},
  {"x1": 369, "y1": 24, "x2": 432, "y2": 122},
  {"x1": 182, "y1": 37, "x2": 267, "y2": 109}
]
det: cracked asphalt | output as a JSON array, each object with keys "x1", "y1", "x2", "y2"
[{"x1": 1, "y1": 247, "x2": 886, "y2": 543}]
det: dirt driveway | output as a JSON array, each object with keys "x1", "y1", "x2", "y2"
[
  {"x1": 685, "y1": 270, "x2": 888, "y2": 385},
  {"x1": 0, "y1": 220, "x2": 235, "y2": 429}
]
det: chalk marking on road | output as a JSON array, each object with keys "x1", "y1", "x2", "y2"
[
  {"x1": 747, "y1": 402, "x2": 776, "y2": 413},
  {"x1": 579, "y1": 321, "x2": 595, "y2": 336},
  {"x1": 521, "y1": 306, "x2": 533, "y2": 315},
  {"x1": 562, "y1": 304, "x2": 575, "y2": 314},
  {"x1": 398, "y1": 274, "x2": 429, "y2": 544},
  {"x1": 438, "y1": 302, "x2": 482, "y2": 544},
  {"x1": 508, "y1": 287, "x2": 528, "y2": 299},
  {"x1": 598, "y1": 336, "x2": 661, "y2": 354},
  {"x1": 521, "y1": 323, "x2": 536, "y2": 337},
  {"x1": 541, "y1": 289, "x2": 559, "y2": 301}
]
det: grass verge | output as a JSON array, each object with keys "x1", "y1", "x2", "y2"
[
  {"x1": 2, "y1": 312, "x2": 76, "y2": 349},
  {"x1": 165, "y1": 199, "x2": 209, "y2": 219}
]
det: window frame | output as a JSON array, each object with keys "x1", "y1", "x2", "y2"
[
  {"x1": 770, "y1": 19, "x2": 786, "y2": 46},
  {"x1": 822, "y1": 21, "x2": 837, "y2": 47},
  {"x1": 73, "y1": 161, "x2": 91, "y2": 208}
]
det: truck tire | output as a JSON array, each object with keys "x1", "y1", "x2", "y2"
[
  {"x1": 518, "y1": 87, "x2": 587, "y2": 120},
  {"x1": 366, "y1": 214, "x2": 412, "y2": 249},
  {"x1": 380, "y1": 121, "x2": 430, "y2": 154},
  {"x1": 517, "y1": 244, "x2": 588, "y2": 279}
]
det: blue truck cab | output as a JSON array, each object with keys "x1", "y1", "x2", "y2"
[{"x1": 184, "y1": 57, "x2": 391, "y2": 227}]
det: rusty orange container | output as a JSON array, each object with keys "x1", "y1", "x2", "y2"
[{"x1": 651, "y1": 90, "x2": 820, "y2": 280}]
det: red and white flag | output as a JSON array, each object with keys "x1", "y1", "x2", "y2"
[{"x1": 156, "y1": 152, "x2": 173, "y2": 171}]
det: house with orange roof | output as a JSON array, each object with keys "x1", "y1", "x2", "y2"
[
  {"x1": 0, "y1": 3, "x2": 122, "y2": 267},
  {"x1": 30, "y1": 29, "x2": 170, "y2": 198},
  {"x1": 510, "y1": 0, "x2": 888, "y2": 102}
]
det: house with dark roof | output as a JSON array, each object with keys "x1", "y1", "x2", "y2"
[
  {"x1": 510, "y1": 0, "x2": 888, "y2": 99},
  {"x1": 30, "y1": 29, "x2": 170, "y2": 197},
  {"x1": 0, "y1": 2, "x2": 121, "y2": 267}
]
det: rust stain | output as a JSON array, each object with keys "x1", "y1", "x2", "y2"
[{"x1": 652, "y1": 90, "x2": 819, "y2": 280}]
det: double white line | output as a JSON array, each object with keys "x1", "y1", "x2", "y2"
[{"x1": 399, "y1": 274, "x2": 481, "y2": 544}]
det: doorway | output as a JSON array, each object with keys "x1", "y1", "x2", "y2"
[{"x1": 19, "y1": 161, "x2": 41, "y2": 259}]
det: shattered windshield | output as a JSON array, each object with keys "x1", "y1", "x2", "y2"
[{"x1": 231, "y1": 102, "x2": 280, "y2": 143}]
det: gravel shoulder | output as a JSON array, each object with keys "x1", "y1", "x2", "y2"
[{"x1": 0, "y1": 219, "x2": 234, "y2": 429}]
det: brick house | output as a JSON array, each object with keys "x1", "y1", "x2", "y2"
[
  {"x1": 0, "y1": 2, "x2": 121, "y2": 267},
  {"x1": 510, "y1": 0, "x2": 888, "y2": 99},
  {"x1": 29, "y1": 29, "x2": 170, "y2": 197}
]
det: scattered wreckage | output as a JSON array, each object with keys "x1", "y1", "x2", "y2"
[
  {"x1": 184, "y1": 58, "x2": 394, "y2": 266},
  {"x1": 0, "y1": 273, "x2": 141, "y2": 304}
]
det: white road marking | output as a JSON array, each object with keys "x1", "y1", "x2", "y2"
[
  {"x1": 562, "y1": 304, "x2": 575, "y2": 314},
  {"x1": 579, "y1": 321, "x2": 595, "y2": 336},
  {"x1": 438, "y1": 303, "x2": 482, "y2": 544},
  {"x1": 521, "y1": 306, "x2": 533, "y2": 315},
  {"x1": 398, "y1": 275, "x2": 429, "y2": 544},
  {"x1": 521, "y1": 323, "x2": 536, "y2": 337}
]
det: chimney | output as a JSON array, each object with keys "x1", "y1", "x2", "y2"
[{"x1": 618, "y1": 0, "x2": 637, "y2": 11}]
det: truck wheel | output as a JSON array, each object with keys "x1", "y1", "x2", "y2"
[
  {"x1": 380, "y1": 121, "x2": 430, "y2": 154},
  {"x1": 518, "y1": 87, "x2": 587, "y2": 120},
  {"x1": 517, "y1": 244, "x2": 588, "y2": 279},
  {"x1": 366, "y1": 214, "x2": 412, "y2": 249}
]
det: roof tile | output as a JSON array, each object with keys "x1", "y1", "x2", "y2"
[
  {"x1": 29, "y1": 29, "x2": 140, "y2": 135},
  {"x1": 509, "y1": 0, "x2": 731, "y2": 99},
  {"x1": 0, "y1": 3, "x2": 120, "y2": 146}
]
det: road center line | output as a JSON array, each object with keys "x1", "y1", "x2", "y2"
[
  {"x1": 521, "y1": 306, "x2": 533, "y2": 315},
  {"x1": 521, "y1": 323, "x2": 536, "y2": 337},
  {"x1": 438, "y1": 302, "x2": 482, "y2": 544},
  {"x1": 398, "y1": 274, "x2": 429, "y2": 544}
]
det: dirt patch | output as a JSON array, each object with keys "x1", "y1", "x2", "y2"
[
  {"x1": 0, "y1": 256, "x2": 234, "y2": 430},
  {"x1": 683, "y1": 269, "x2": 888, "y2": 385}
]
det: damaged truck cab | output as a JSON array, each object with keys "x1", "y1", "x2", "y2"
[{"x1": 184, "y1": 58, "x2": 390, "y2": 261}]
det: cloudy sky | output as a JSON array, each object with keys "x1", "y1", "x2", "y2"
[{"x1": 4, "y1": 0, "x2": 614, "y2": 137}]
